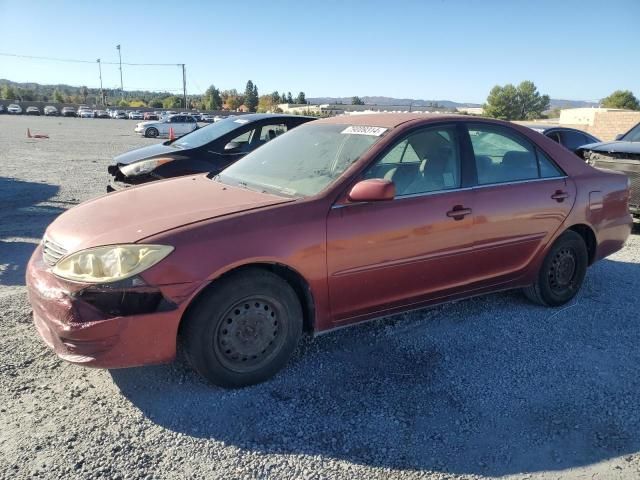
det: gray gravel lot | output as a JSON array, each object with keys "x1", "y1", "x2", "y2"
[{"x1": 1, "y1": 115, "x2": 640, "y2": 480}]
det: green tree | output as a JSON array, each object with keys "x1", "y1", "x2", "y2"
[
  {"x1": 484, "y1": 81, "x2": 550, "y2": 120},
  {"x1": 244, "y1": 80, "x2": 258, "y2": 112},
  {"x1": 351, "y1": 96, "x2": 364, "y2": 105},
  {"x1": 287, "y1": 92, "x2": 293, "y2": 103},
  {"x1": 204, "y1": 84, "x2": 222, "y2": 110},
  {"x1": 1, "y1": 85, "x2": 18, "y2": 100},
  {"x1": 162, "y1": 96, "x2": 183, "y2": 108},
  {"x1": 52, "y1": 89, "x2": 65, "y2": 103},
  {"x1": 222, "y1": 89, "x2": 243, "y2": 110},
  {"x1": 296, "y1": 91, "x2": 306, "y2": 104},
  {"x1": 257, "y1": 94, "x2": 275, "y2": 113},
  {"x1": 280, "y1": 92, "x2": 287, "y2": 103},
  {"x1": 148, "y1": 99, "x2": 163, "y2": 108},
  {"x1": 601, "y1": 90, "x2": 639, "y2": 110},
  {"x1": 271, "y1": 91, "x2": 280, "y2": 105},
  {"x1": 79, "y1": 86, "x2": 89, "y2": 103}
]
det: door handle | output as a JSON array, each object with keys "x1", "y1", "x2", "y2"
[
  {"x1": 446, "y1": 205, "x2": 472, "y2": 220},
  {"x1": 551, "y1": 190, "x2": 569, "y2": 202}
]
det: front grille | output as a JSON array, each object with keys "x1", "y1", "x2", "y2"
[
  {"x1": 628, "y1": 170, "x2": 640, "y2": 208},
  {"x1": 591, "y1": 153, "x2": 640, "y2": 208},
  {"x1": 42, "y1": 237, "x2": 68, "y2": 266}
]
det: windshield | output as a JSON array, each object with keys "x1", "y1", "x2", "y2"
[
  {"x1": 173, "y1": 117, "x2": 250, "y2": 148},
  {"x1": 217, "y1": 123, "x2": 385, "y2": 197},
  {"x1": 622, "y1": 123, "x2": 640, "y2": 142}
]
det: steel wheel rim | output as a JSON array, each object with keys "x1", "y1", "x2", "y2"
[
  {"x1": 148, "y1": 129, "x2": 157, "y2": 137},
  {"x1": 213, "y1": 296, "x2": 286, "y2": 373},
  {"x1": 548, "y1": 247, "x2": 578, "y2": 295}
]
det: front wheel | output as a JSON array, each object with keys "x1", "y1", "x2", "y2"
[
  {"x1": 523, "y1": 230, "x2": 588, "y2": 307},
  {"x1": 181, "y1": 269, "x2": 303, "y2": 388},
  {"x1": 145, "y1": 127, "x2": 159, "y2": 138}
]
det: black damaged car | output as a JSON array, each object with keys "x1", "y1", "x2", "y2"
[
  {"x1": 578, "y1": 121, "x2": 640, "y2": 218},
  {"x1": 107, "y1": 113, "x2": 315, "y2": 191}
]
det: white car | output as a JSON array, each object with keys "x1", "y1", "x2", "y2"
[
  {"x1": 128, "y1": 111, "x2": 143, "y2": 120},
  {"x1": 78, "y1": 109, "x2": 94, "y2": 118},
  {"x1": 134, "y1": 114, "x2": 198, "y2": 138},
  {"x1": 7, "y1": 104, "x2": 22, "y2": 114}
]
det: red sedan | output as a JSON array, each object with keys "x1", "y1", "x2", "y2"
[{"x1": 27, "y1": 114, "x2": 632, "y2": 387}]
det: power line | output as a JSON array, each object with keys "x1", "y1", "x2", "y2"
[{"x1": 0, "y1": 52, "x2": 182, "y2": 66}]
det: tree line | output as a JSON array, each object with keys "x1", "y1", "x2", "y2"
[
  {"x1": 0, "y1": 80, "x2": 308, "y2": 112},
  {"x1": 483, "y1": 81, "x2": 639, "y2": 120}
]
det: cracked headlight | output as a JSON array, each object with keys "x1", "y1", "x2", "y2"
[
  {"x1": 120, "y1": 157, "x2": 174, "y2": 176},
  {"x1": 52, "y1": 244, "x2": 174, "y2": 283}
]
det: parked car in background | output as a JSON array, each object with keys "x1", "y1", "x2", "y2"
[
  {"x1": 133, "y1": 114, "x2": 198, "y2": 139},
  {"x1": 114, "y1": 110, "x2": 127, "y2": 119},
  {"x1": 44, "y1": 106, "x2": 59, "y2": 116},
  {"x1": 30, "y1": 114, "x2": 632, "y2": 387},
  {"x1": 108, "y1": 114, "x2": 315, "y2": 191},
  {"x1": 26, "y1": 106, "x2": 41, "y2": 116},
  {"x1": 522, "y1": 124, "x2": 601, "y2": 155},
  {"x1": 129, "y1": 111, "x2": 144, "y2": 120},
  {"x1": 578, "y1": 121, "x2": 640, "y2": 219},
  {"x1": 95, "y1": 110, "x2": 110, "y2": 119},
  {"x1": 143, "y1": 112, "x2": 159, "y2": 121},
  {"x1": 78, "y1": 109, "x2": 94, "y2": 118},
  {"x1": 201, "y1": 114, "x2": 215, "y2": 123},
  {"x1": 61, "y1": 107, "x2": 76, "y2": 117},
  {"x1": 0, "y1": 104, "x2": 5, "y2": 114},
  {"x1": 7, "y1": 104, "x2": 22, "y2": 114}
]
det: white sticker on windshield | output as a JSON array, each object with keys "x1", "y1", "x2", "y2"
[
  {"x1": 341, "y1": 126, "x2": 388, "y2": 136},
  {"x1": 234, "y1": 119, "x2": 249, "y2": 124}
]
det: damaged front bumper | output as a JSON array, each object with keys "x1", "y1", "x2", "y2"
[
  {"x1": 106, "y1": 164, "x2": 155, "y2": 192},
  {"x1": 26, "y1": 244, "x2": 200, "y2": 369}
]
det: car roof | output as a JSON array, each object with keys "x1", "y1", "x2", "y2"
[
  {"x1": 313, "y1": 112, "x2": 468, "y2": 128},
  {"x1": 218, "y1": 113, "x2": 316, "y2": 122}
]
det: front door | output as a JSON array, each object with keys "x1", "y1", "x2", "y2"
[{"x1": 326, "y1": 124, "x2": 477, "y2": 322}]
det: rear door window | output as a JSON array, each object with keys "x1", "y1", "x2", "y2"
[
  {"x1": 467, "y1": 125, "x2": 565, "y2": 184},
  {"x1": 259, "y1": 124, "x2": 288, "y2": 142}
]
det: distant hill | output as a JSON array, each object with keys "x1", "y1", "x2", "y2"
[
  {"x1": 1, "y1": 79, "x2": 600, "y2": 110},
  {"x1": 308, "y1": 96, "x2": 599, "y2": 109}
]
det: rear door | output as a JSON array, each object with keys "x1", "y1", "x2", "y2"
[{"x1": 464, "y1": 123, "x2": 576, "y2": 285}]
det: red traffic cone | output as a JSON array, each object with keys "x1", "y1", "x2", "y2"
[{"x1": 169, "y1": 127, "x2": 175, "y2": 141}]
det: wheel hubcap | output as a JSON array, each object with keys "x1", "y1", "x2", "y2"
[
  {"x1": 549, "y1": 247, "x2": 577, "y2": 293},
  {"x1": 215, "y1": 298, "x2": 282, "y2": 372}
]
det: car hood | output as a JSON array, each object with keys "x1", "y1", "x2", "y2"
[
  {"x1": 113, "y1": 142, "x2": 180, "y2": 165},
  {"x1": 45, "y1": 175, "x2": 292, "y2": 253},
  {"x1": 580, "y1": 141, "x2": 640, "y2": 155}
]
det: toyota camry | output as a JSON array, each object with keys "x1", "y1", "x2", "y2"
[{"x1": 27, "y1": 114, "x2": 632, "y2": 388}]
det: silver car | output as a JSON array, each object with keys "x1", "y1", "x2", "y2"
[{"x1": 134, "y1": 114, "x2": 198, "y2": 138}]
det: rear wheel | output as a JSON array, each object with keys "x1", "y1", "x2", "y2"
[
  {"x1": 181, "y1": 269, "x2": 303, "y2": 388},
  {"x1": 145, "y1": 127, "x2": 159, "y2": 138},
  {"x1": 523, "y1": 230, "x2": 588, "y2": 307}
]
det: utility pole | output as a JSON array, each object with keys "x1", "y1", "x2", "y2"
[
  {"x1": 96, "y1": 59, "x2": 104, "y2": 105},
  {"x1": 181, "y1": 64, "x2": 187, "y2": 109},
  {"x1": 116, "y1": 44, "x2": 123, "y2": 98}
]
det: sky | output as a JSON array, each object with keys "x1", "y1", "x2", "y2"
[{"x1": 0, "y1": 0, "x2": 638, "y2": 103}]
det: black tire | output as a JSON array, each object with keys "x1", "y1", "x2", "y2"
[
  {"x1": 145, "y1": 127, "x2": 159, "y2": 138},
  {"x1": 181, "y1": 269, "x2": 303, "y2": 388},
  {"x1": 523, "y1": 230, "x2": 588, "y2": 307}
]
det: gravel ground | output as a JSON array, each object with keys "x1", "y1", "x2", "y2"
[{"x1": 1, "y1": 115, "x2": 640, "y2": 480}]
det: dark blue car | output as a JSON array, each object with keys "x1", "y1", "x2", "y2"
[{"x1": 107, "y1": 113, "x2": 315, "y2": 191}]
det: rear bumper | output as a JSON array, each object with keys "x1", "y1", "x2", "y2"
[{"x1": 26, "y1": 245, "x2": 200, "y2": 369}]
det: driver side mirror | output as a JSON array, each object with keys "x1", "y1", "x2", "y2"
[
  {"x1": 224, "y1": 141, "x2": 241, "y2": 153},
  {"x1": 615, "y1": 133, "x2": 624, "y2": 141},
  {"x1": 348, "y1": 179, "x2": 395, "y2": 202}
]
